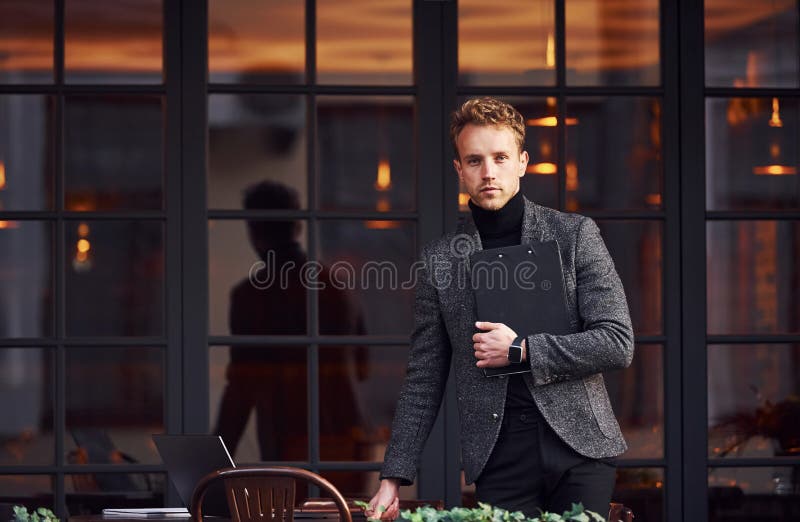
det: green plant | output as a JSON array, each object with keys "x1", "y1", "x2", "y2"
[
  {"x1": 353, "y1": 501, "x2": 604, "y2": 522},
  {"x1": 12, "y1": 506, "x2": 59, "y2": 522}
]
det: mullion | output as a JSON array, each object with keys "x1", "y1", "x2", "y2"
[
  {"x1": 210, "y1": 336, "x2": 409, "y2": 346},
  {"x1": 706, "y1": 211, "x2": 800, "y2": 220},
  {"x1": 306, "y1": 0, "x2": 320, "y2": 496},
  {"x1": 705, "y1": 87, "x2": 800, "y2": 98},
  {"x1": 457, "y1": 87, "x2": 664, "y2": 97},
  {"x1": 707, "y1": 335, "x2": 800, "y2": 344},
  {"x1": 207, "y1": 210, "x2": 418, "y2": 220},
  {"x1": 207, "y1": 85, "x2": 416, "y2": 95}
]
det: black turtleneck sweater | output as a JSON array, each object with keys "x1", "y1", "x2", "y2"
[{"x1": 469, "y1": 191, "x2": 536, "y2": 410}]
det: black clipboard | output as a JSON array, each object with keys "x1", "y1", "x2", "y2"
[{"x1": 470, "y1": 241, "x2": 572, "y2": 377}]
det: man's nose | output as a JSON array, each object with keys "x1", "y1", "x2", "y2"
[{"x1": 481, "y1": 162, "x2": 496, "y2": 179}]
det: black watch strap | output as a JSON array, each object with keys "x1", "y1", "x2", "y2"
[{"x1": 508, "y1": 336, "x2": 524, "y2": 364}]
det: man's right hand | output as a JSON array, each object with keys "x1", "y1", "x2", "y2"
[{"x1": 366, "y1": 479, "x2": 400, "y2": 521}]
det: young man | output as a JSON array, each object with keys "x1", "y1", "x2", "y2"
[{"x1": 367, "y1": 97, "x2": 633, "y2": 518}]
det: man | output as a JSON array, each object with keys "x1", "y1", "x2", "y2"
[{"x1": 367, "y1": 98, "x2": 633, "y2": 518}]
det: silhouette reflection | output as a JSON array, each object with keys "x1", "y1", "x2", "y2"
[{"x1": 213, "y1": 181, "x2": 366, "y2": 469}]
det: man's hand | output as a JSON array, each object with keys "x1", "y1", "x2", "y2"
[
  {"x1": 473, "y1": 321, "x2": 523, "y2": 368},
  {"x1": 366, "y1": 479, "x2": 400, "y2": 521}
]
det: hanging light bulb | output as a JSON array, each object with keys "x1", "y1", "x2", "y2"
[
  {"x1": 753, "y1": 97, "x2": 796, "y2": 176},
  {"x1": 73, "y1": 222, "x2": 93, "y2": 271}
]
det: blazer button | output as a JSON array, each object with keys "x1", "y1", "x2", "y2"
[{"x1": 491, "y1": 413, "x2": 499, "y2": 421}]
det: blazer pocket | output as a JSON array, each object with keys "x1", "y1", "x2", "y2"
[{"x1": 583, "y1": 374, "x2": 620, "y2": 439}]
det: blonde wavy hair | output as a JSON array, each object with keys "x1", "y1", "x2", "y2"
[{"x1": 450, "y1": 97, "x2": 526, "y2": 159}]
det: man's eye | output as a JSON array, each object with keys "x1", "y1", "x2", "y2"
[
  {"x1": 468, "y1": 159, "x2": 480, "y2": 166},
  {"x1": 496, "y1": 156, "x2": 507, "y2": 161}
]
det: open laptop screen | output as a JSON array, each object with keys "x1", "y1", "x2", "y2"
[{"x1": 152, "y1": 434, "x2": 235, "y2": 516}]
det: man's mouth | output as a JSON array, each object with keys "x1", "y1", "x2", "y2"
[{"x1": 480, "y1": 187, "x2": 500, "y2": 193}]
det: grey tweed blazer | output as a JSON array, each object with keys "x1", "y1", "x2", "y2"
[{"x1": 380, "y1": 197, "x2": 634, "y2": 486}]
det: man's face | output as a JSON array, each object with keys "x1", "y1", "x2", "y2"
[{"x1": 453, "y1": 123, "x2": 529, "y2": 211}]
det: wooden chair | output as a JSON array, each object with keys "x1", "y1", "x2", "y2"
[
  {"x1": 608, "y1": 502, "x2": 634, "y2": 522},
  {"x1": 190, "y1": 466, "x2": 353, "y2": 522}
]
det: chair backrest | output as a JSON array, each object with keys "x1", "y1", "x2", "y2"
[
  {"x1": 608, "y1": 502, "x2": 634, "y2": 522},
  {"x1": 191, "y1": 466, "x2": 353, "y2": 522}
]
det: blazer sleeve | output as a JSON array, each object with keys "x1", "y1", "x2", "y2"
[
  {"x1": 380, "y1": 247, "x2": 452, "y2": 485},
  {"x1": 526, "y1": 217, "x2": 634, "y2": 386}
]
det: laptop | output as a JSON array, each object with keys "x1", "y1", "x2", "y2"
[{"x1": 152, "y1": 434, "x2": 236, "y2": 517}]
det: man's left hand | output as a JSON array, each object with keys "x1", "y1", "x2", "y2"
[{"x1": 472, "y1": 321, "x2": 522, "y2": 368}]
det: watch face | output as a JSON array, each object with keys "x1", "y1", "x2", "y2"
[{"x1": 508, "y1": 345, "x2": 522, "y2": 363}]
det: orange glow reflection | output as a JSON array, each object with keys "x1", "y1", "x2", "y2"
[
  {"x1": 526, "y1": 116, "x2": 579, "y2": 127},
  {"x1": 527, "y1": 162, "x2": 557, "y2": 175},
  {"x1": 375, "y1": 158, "x2": 392, "y2": 191},
  {"x1": 752, "y1": 165, "x2": 797, "y2": 176},
  {"x1": 0, "y1": 161, "x2": 6, "y2": 190}
]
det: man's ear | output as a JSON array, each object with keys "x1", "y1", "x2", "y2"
[
  {"x1": 453, "y1": 158, "x2": 463, "y2": 180},
  {"x1": 519, "y1": 150, "x2": 529, "y2": 177}
]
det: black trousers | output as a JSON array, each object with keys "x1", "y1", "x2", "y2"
[{"x1": 474, "y1": 407, "x2": 616, "y2": 518}]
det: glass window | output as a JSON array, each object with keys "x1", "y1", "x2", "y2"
[
  {"x1": 208, "y1": 94, "x2": 308, "y2": 210},
  {"x1": 705, "y1": 0, "x2": 799, "y2": 88},
  {"x1": 706, "y1": 97, "x2": 799, "y2": 211},
  {"x1": 566, "y1": 0, "x2": 660, "y2": 86},
  {"x1": 595, "y1": 221, "x2": 663, "y2": 336},
  {"x1": 64, "y1": 221, "x2": 164, "y2": 337},
  {"x1": 458, "y1": 0, "x2": 556, "y2": 86},
  {"x1": 65, "y1": 473, "x2": 165, "y2": 514},
  {"x1": 566, "y1": 97, "x2": 663, "y2": 212},
  {"x1": 208, "y1": 0, "x2": 305, "y2": 84},
  {"x1": 316, "y1": 0, "x2": 412, "y2": 85},
  {"x1": 65, "y1": 0, "x2": 163, "y2": 84},
  {"x1": 0, "y1": 348, "x2": 54, "y2": 466},
  {"x1": 707, "y1": 221, "x2": 800, "y2": 335},
  {"x1": 209, "y1": 219, "x2": 309, "y2": 337},
  {"x1": 0, "y1": 0, "x2": 53, "y2": 84},
  {"x1": 319, "y1": 345, "x2": 409, "y2": 462},
  {"x1": 0, "y1": 475, "x2": 54, "y2": 511},
  {"x1": 65, "y1": 347, "x2": 164, "y2": 465},
  {"x1": 708, "y1": 344, "x2": 800, "y2": 460},
  {"x1": 317, "y1": 96, "x2": 415, "y2": 212},
  {"x1": 317, "y1": 220, "x2": 416, "y2": 336},
  {"x1": 0, "y1": 95, "x2": 55, "y2": 211},
  {"x1": 320, "y1": 470, "x2": 382, "y2": 499},
  {"x1": 708, "y1": 467, "x2": 800, "y2": 514},
  {"x1": 613, "y1": 468, "x2": 664, "y2": 522},
  {"x1": 0, "y1": 221, "x2": 53, "y2": 338},
  {"x1": 606, "y1": 344, "x2": 663, "y2": 459},
  {"x1": 209, "y1": 345, "x2": 308, "y2": 462},
  {"x1": 64, "y1": 96, "x2": 164, "y2": 211}
]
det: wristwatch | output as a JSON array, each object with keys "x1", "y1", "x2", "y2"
[{"x1": 507, "y1": 336, "x2": 524, "y2": 364}]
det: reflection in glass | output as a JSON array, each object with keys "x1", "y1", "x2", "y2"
[
  {"x1": 65, "y1": 0, "x2": 163, "y2": 84},
  {"x1": 209, "y1": 218, "x2": 309, "y2": 337},
  {"x1": 65, "y1": 347, "x2": 163, "y2": 465},
  {"x1": 209, "y1": 0, "x2": 304, "y2": 84},
  {"x1": 708, "y1": 344, "x2": 800, "y2": 460},
  {"x1": 595, "y1": 221, "x2": 663, "y2": 336},
  {"x1": 705, "y1": 0, "x2": 799, "y2": 88},
  {"x1": 320, "y1": 345, "x2": 408, "y2": 463},
  {"x1": 566, "y1": 0, "x2": 660, "y2": 86},
  {"x1": 709, "y1": 467, "x2": 799, "y2": 512},
  {"x1": 706, "y1": 97, "x2": 799, "y2": 210},
  {"x1": 605, "y1": 344, "x2": 663, "y2": 459},
  {"x1": 707, "y1": 221, "x2": 800, "y2": 335},
  {"x1": 0, "y1": 95, "x2": 54, "y2": 210},
  {"x1": 208, "y1": 95, "x2": 307, "y2": 209},
  {"x1": 0, "y1": 221, "x2": 53, "y2": 337},
  {"x1": 0, "y1": 349, "x2": 53, "y2": 466},
  {"x1": 458, "y1": 0, "x2": 555, "y2": 86},
  {"x1": 567, "y1": 97, "x2": 663, "y2": 211},
  {"x1": 321, "y1": 471, "x2": 382, "y2": 499},
  {"x1": 209, "y1": 345, "x2": 308, "y2": 462},
  {"x1": 317, "y1": 220, "x2": 415, "y2": 336},
  {"x1": 65, "y1": 473, "x2": 165, "y2": 513},
  {"x1": 613, "y1": 468, "x2": 664, "y2": 522},
  {"x1": 65, "y1": 221, "x2": 164, "y2": 337},
  {"x1": 0, "y1": 475, "x2": 53, "y2": 510},
  {"x1": 0, "y1": 1, "x2": 53, "y2": 83},
  {"x1": 317, "y1": 0, "x2": 412, "y2": 85},
  {"x1": 64, "y1": 96, "x2": 163, "y2": 211},
  {"x1": 317, "y1": 96, "x2": 415, "y2": 212}
]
